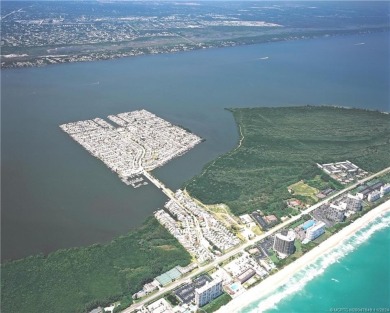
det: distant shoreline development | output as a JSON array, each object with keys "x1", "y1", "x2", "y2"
[
  {"x1": 2, "y1": 1, "x2": 389, "y2": 69},
  {"x1": 60, "y1": 109, "x2": 390, "y2": 313},
  {"x1": 2, "y1": 1, "x2": 390, "y2": 311}
]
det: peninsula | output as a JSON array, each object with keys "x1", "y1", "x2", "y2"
[
  {"x1": 121, "y1": 107, "x2": 390, "y2": 313},
  {"x1": 2, "y1": 106, "x2": 389, "y2": 313}
]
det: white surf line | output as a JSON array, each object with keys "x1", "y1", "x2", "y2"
[
  {"x1": 240, "y1": 210, "x2": 390, "y2": 313},
  {"x1": 218, "y1": 200, "x2": 390, "y2": 313}
]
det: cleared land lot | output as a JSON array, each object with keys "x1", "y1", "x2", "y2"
[
  {"x1": 288, "y1": 181, "x2": 319, "y2": 204},
  {"x1": 186, "y1": 106, "x2": 390, "y2": 216}
]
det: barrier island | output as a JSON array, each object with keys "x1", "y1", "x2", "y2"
[{"x1": 2, "y1": 106, "x2": 390, "y2": 313}]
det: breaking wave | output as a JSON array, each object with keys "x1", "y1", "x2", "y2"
[{"x1": 239, "y1": 211, "x2": 390, "y2": 313}]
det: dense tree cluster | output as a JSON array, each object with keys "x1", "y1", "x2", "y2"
[
  {"x1": 1, "y1": 217, "x2": 191, "y2": 313},
  {"x1": 186, "y1": 106, "x2": 390, "y2": 216}
]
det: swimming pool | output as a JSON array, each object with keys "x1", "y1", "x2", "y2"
[{"x1": 230, "y1": 283, "x2": 240, "y2": 292}]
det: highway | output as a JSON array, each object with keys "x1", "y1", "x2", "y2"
[{"x1": 123, "y1": 166, "x2": 390, "y2": 313}]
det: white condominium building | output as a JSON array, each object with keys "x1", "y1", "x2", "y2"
[
  {"x1": 326, "y1": 203, "x2": 346, "y2": 222},
  {"x1": 345, "y1": 194, "x2": 362, "y2": 212},
  {"x1": 195, "y1": 278, "x2": 223, "y2": 307},
  {"x1": 305, "y1": 221, "x2": 326, "y2": 241}
]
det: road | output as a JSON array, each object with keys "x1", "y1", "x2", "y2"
[
  {"x1": 0, "y1": 7, "x2": 25, "y2": 21},
  {"x1": 142, "y1": 170, "x2": 175, "y2": 199},
  {"x1": 123, "y1": 166, "x2": 390, "y2": 312},
  {"x1": 143, "y1": 170, "x2": 210, "y2": 253}
]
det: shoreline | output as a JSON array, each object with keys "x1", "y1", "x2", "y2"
[
  {"x1": 2, "y1": 29, "x2": 388, "y2": 70},
  {"x1": 217, "y1": 200, "x2": 390, "y2": 313}
]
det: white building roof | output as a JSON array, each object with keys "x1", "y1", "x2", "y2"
[
  {"x1": 195, "y1": 278, "x2": 222, "y2": 294},
  {"x1": 276, "y1": 230, "x2": 295, "y2": 242},
  {"x1": 307, "y1": 221, "x2": 326, "y2": 233}
]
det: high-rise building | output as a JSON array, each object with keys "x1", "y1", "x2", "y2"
[
  {"x1": 273, "y1": 230, "x2": 296, "y2": 257},
  {"x1": 368, "y1": 190, "x2": 380, "y2": 202},
  {"x1": 345, "y1": 194, "x2": 362, "y2": 212},
  {"x1": 305, "y1": 221, "x2": 326, "y2": 241},
  {"x1": 380, "y1": 184, "x2": 390, "y2": 196},
  {"x1": 326, "y1": 203, "x2": 346, "y2": 222},
  {"x1": 195, "y1": 278, "x2": 223, "y2": 307}
]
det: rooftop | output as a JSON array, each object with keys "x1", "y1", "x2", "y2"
[
  {"x1": 276, "y1": 230, "x2": 295, "y2": 242},
  {"x1": 195, "y1": 278, "x2": 222, "y2": 294}
]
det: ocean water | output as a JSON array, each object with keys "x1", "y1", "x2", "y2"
[
  {"x1": 240, "y1": 211, "x2": 390, "y2": 313},
  {"x1": 2, "y1": 31, "x2": 389, "y2": 261}
]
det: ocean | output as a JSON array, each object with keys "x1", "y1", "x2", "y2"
[
  {"x1": 2, "y1": 31, "x2": 389, "y2": 262},
  {"x1": 240, "y1": 210, "x2": 390, "y2": 313}
]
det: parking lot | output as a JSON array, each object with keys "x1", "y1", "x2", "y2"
[{"x1": 174, "y1": 275, "x2": 212, "y2": 304}]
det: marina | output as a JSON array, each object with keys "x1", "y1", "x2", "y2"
[
  {"x1": 121, "y1": 176, "x2": 148, "y2": 188},
  {"x1": 2, "y1": 5, "x2": 390, "y2": 311},
  {"x1": 61, "y1": 108, "x2": 240, "y2": 263},
  {"x1": 2, "y1": 30, "x2": 388, "y2": 263}
]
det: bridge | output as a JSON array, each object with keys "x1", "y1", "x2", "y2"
[{"x1": 123, "y1": 167, "x2": 390, "y2": 313}]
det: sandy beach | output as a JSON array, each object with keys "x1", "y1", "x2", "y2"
[{"x1": 217, "y1": 200, "x2": 390, "y2": 313}]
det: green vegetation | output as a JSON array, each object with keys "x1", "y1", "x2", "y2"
[
  {"x1": 198, "y1": 293, "x2": 232, "y2": 313},
  {"x1": 3, "y1": 107, "x2": 389, "y2": 313},
  {"x1": 1, "y1": 217, "x2": 191, "y2": 313},
  {"x1": 379, "y1": 172, "x2": 390, "y2": 184},
  {"x1": 302, "y1": 214, "x2": 312, "y2": 222},
  {"x1": 290, "y1": 218, "x2": 305, "y2": 229},
  {"x1": 274, "y1": 238, "x2": 316, "y2": 269},
  {"x1": 251, "y1": 225, "x2": 262, "y2": 236},
  {"x1": 306, "y1": 174, "x2": 342, "y2": 190},
  {"x1": 186, "y1": 106, "x2": 390, "y2": 216},
  {"x1": 269, "y1": 251, "x2": 279, "y2": 265},
  {"x1": 165, "y1": 293, "x2": 180, "y2": 306},
  {"x1": 300, "y1": 241, "x2": 318, "y2": 255},
  {"x1": 288, "y1": 180, "x2": 319, "y2": 204},
  {"x1": 328, "y1": 221, "x2": 352, "y2": 235}
]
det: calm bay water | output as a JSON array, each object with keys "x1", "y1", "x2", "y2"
[{"x1": 2, "y1": 31, "x2": 389, "y2": 261}]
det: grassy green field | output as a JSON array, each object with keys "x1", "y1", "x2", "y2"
[
  {"x1": 288, "y1": 180, "x2": 319, "y2": 204},
  {"x1": 200, "y1": 293, "x2": 232, "y2": 313},
  {"x1": 1, "y1": 217, "x2": 191, "y2": 313},
  {"x1": 186, "y1": 106, "x2": 390, "y2": 216}
]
